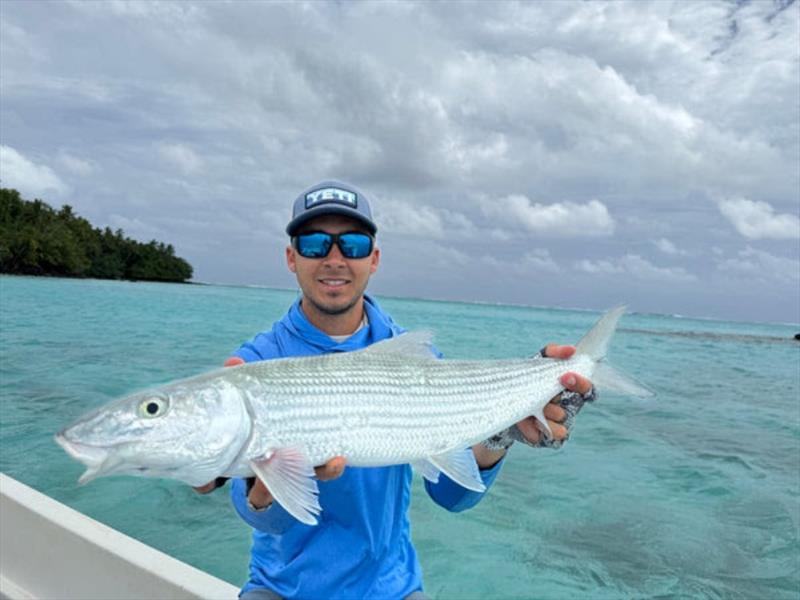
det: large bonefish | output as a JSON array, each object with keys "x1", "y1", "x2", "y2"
[{"x1": 56, "y1": 306, "x2": 652, "y2": 525}]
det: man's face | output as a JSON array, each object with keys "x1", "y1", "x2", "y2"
[{"x1": 286, "y1": 215, "x2": 380, "y2": 317}]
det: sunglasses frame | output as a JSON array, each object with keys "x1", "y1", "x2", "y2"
[{"x1": 292, "y1": 230, "x2": 375, "y2": 259}]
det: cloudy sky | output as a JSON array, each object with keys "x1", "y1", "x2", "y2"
[{"x1": 1, "y1": 0, "x2": 798, "y2": 323}]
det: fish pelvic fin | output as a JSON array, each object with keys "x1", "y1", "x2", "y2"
[
  {"x1": 412, "y1": 459, "x2": 441, "y2": 484},
  {"x1": 575, "y1": 306, "x2": 626, "y2": 362},
  {"x1": 427, "y1": 448, "x2": 486, "y2": 493},
  {"x1": 250, "y1": 448, "x2": 321, "y2": 525}
]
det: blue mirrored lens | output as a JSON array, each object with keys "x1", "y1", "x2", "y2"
[
  {"x1": 296, "y1": 232, "x2": 332, "y2": 258},
  {"x1": 295, "y1": 232, "x2": 373, "y2": 259},
  {"x1": 338, "y1": 233, "x2": 373, "y2": 258}
]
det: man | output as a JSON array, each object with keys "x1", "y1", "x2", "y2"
[{"x1": 198, "y1": 180, "x2": 594, "y2": 599}]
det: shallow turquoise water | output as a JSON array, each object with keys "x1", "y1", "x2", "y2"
[{"x1": 1, "y1": 275, "x2": 798, "y2": 599}]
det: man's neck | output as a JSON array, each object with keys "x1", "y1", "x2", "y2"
[{"x1": 299, "y1": 298, "x2": 366, "y2": 337}]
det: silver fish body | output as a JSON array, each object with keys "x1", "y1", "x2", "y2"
[
  {"x1": 236, "y1": 349, "x2": 593, "y2": 467},
  {"x1": 57, "y1": 306, "x2": 651, "y2": 524}
]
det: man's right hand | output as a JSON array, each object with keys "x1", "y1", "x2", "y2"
[
  {"x1": 245, "y1": 456, "x2": 347, "y2": 510},
  {"x1": 193, "y1": 356, "x2": 347, "y2": 506}
]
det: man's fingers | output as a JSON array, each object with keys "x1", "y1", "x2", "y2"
[
  {"x1": 543, "y1": 403, "x2": 566, "y2": 423},
  {"x1": 193, "y1": 481, "x2": 218, "y2": 494},
  {"x1": 559, "y1": 372, "x2": 593, "y2": 396},
  {"x1": 314, "y1": 456, "x2": 346, "y2": 481},
  {"x1": 516, "y1": 417, "x2": 541, "y2": 444},
  {"x1": 543, "y1": 344, "x2": 576, "y2": 360},
  {"x1": 517, "y1": 416, "x2": 568, "y2": 444},
  {"x1": 247, "y1": 477, "x2": 273, "y2": 509},
  {"x1": 536, "y1": 419, "x2": 568, "y2": 441},
  {"x1": 193, "y1": 477, "x2": 229, "y2": 494},
  {"x1": 224, "y1": 357, "x2": 245, "y2": 367}
]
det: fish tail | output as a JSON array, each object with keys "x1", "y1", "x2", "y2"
[
  {"x1": 575, "y1": 305, "x2": 626, "y2": 361},
  {"x1": 593, "y1": 363, "x2": 654, "y2": 398},
  {"x1": 577, "y1": 306, "x2": 655, "y2": 398}
]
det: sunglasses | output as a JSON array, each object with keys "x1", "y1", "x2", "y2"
[{"x1": 292, "y1": 231, "x2": 374, "y2": 259}]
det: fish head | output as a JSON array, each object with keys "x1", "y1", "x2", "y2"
[{"x1": 55, "y1": 377, "x2": 251, "y2": 487}]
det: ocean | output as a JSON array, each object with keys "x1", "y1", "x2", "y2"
[{"x1": 1, "y1": 275, "x2": 798, "y2": 599}]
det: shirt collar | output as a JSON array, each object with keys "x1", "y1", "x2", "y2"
[{"x1": 284, "y1": 294, "x2": 398, "y2": 353}]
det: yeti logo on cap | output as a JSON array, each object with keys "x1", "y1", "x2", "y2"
[{"x1": 305, "y1": 187, "x2": 357, "y2": 209}]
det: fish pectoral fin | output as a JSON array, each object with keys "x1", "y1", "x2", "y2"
[
  {"x1": 427, "y1": 448, "x2": 485, "y2": 492},
  {"x1": 412, "y1": 459, "x2": 441, "y2": 484},
  {"x1": 249, "y1": 448, "x2": 321, "y2": 526}
]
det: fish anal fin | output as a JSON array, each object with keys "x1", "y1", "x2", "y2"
[
  {"x1": 250, "y1": 447, "x2": 321, "y2": 525},
  {"x1": 428, "y1": 448, "x2": 485, "y2": 492}
]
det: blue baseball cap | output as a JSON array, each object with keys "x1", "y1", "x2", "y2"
[{"x1": 286, "y1": 180, "x2": 377, "y2": 236}]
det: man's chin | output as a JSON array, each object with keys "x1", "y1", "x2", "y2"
[{"x1": 307, "y1": 295, "x2": 358, "y2": 316}]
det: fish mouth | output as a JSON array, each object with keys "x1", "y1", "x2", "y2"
[{"x1": 55, "y1": 432, "x2": 114, "y2": 484}]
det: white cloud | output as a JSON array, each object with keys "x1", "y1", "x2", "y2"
[
  {"x1": 488, "y1": 228, "x2": 512, "y2": 242},
  {"x1": 481, "y1": 248, "x2": 559, "y2": 274},
  {"x1": 0, "y1": 145, "x2": 68, "y2": 198},
  {"x1": 377, "y1": 201, "x2": 477, "y2": 240},
  {"x1": 386, "y1": 239, "x2": 471, "y2": 273},
  {"x1": 653, "y1": 237, "x2": 688, "y2": 256},
  {"x1": 575, "y1": 258, "x2": 624, "y2": 275},
  {"x1": 717, "y1": 246, "x2": 800, "y2": 283},
  {"x1": 519, "y1": 249, "x2": 559, "y2": 273},
  {"x1": 157, "y1": 143, "x2": 203, "y2": 175},
  {"x1": 66, "y1": 0, "x2": 203, "y2": 22},
  {"x1": 0, "y1": 16, "x2": 47, "y2": 63},
  {"x1": 717, "y1": 197, "x2": 800, "y2": 240},
  {"x1": 107, "y1": 214, "x2": 164, "y2": 243},
  {"x1": 575, "y1": 254, "x2": 696, "y2": 283},
  {"x1": 378, "y1": 201, "x2": 445, "y2": 239},
  {"x1": 58, "y1": 152, "x2": 95, "y2": 176},
  {"x1": 483, "y1": 195, "x2": 615, "y2": 237},
  {"x1": 444, "y1": 132, "x2": 515, "y2": 174}
]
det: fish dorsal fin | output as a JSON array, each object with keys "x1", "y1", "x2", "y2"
[
  {"x1": 250, "y1": 447, "x2": 321, "y2": 525},
  {"x1": 426, "y1": 448, "x2": 486, "y2": 492},
  {"x1": 361, "y1": 331, "x2": 438, "y2": 359}
]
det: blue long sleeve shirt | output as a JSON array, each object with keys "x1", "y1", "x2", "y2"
[{"x1": 231, "y1": 295, "x2": 504, "y2": 599}]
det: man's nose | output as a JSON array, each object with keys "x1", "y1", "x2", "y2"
[{"x1": 322, "y1": 241, "x2": 347, "y2": 264}]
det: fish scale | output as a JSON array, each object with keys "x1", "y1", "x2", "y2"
[
  {"x1": 239, "y1": 353, "x2": 592, "y2": 467},
  {"x1": 57, "y1": 306, "x2": 652, "y2": 525}
]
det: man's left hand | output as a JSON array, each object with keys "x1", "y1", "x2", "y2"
[
  {"x1": 473, "y1": 343, "x2": 594, "y2": 468},
  {"x1": 515, "y1": 343, "x2": 593, "y2": 445}
]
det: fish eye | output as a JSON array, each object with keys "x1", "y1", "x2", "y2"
[{"x1": 138, "y1": 396, "x2": 169, "y2": 418}]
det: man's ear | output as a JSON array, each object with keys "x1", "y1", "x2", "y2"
[
  {"x1": 370, "y1": 246, "x2": 380, "y2": 274},
  {"x1": 286, "y1": 245, "x2": 297, "y2": 273}
]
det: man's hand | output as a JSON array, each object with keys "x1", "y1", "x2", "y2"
[
  {"x1": 516, "y1": 344, "x2": 593, "y2": 445},
  {"x1": 474, "y1": 343, "x2": 594, "y2": 468},
  {"x1": 193, "y1": 356, "x2": 347, "y2": 508},
  {"x1": 245, "y1": 456, "x2": 347, "y2": 510}
]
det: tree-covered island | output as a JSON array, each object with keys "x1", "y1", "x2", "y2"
[{"x1": 0, "y1": 187, "x2": 193, "y2": 282}]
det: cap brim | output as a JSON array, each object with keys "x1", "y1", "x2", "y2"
[{"x1": 286, "y1": 205, "x2": 377, "y2": 236}]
